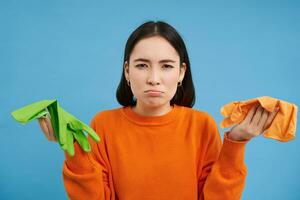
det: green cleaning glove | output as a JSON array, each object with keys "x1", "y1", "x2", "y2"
[{"x1": 11, "y1": 99, "x2": 100, "y2": 156}]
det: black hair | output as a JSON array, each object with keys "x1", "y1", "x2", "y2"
[{"x1": 116, "y1": 20, "x2": 195, "y2": 108}]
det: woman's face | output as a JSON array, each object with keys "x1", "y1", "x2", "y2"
[{"x1": 124, "y1": 36, "x2": 186, "y2": 108}]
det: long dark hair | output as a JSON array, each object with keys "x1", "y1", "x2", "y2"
[{"x1": 116, "y1": 20, "x2": 196, "y2": 108}]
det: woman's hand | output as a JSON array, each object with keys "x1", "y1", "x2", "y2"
[
  {"x1": 228, "y1": 104, "x2": 280, "y2": 141},
  {"x1": 38, "y1": 116, "x2": 57, "y2": 142}
]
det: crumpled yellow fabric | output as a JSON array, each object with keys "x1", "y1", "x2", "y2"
[{"x1": 220, "y1": 96, "x2": 298, "y2": 142}]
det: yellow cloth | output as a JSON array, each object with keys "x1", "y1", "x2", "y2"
[{"x1": 220, "y1": 96, "x2": 298, "y2": 142}]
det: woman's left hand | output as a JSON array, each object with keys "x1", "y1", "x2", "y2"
[{"x1": 228, "y1": 104, "x2": 280, "y2": 141}]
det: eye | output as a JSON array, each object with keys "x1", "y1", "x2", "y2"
[
  {"x1": 136, "y1": 64, "x2": 147, "y2": 68},
  {"x1": 163, "y1": 64, "x2": 174, "y2": 69}
]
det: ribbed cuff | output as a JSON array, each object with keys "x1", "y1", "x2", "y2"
[{"x1": 218, "y1": 131, "x2": 249, "y2": 169}]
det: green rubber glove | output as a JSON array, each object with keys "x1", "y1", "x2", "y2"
[{"x1": 11, "y1": 99, "x2": 100, "y2": 156}]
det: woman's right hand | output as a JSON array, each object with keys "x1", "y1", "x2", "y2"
[{"x1": 38, "y1": 116, "x2": 57, "y2": 142}]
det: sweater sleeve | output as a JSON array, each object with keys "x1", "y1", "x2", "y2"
[
  {"x1": 198, "y1": 114, "x2": 249, "y2": 200},
  {"x1": 62, "y1": 116, "x2": 115, "y2": 200}
]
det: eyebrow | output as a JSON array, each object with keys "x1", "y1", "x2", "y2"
[{"x1": 133, "y1": 58, "x2": 176, "y2": 63}]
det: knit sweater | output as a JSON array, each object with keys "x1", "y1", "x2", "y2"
[{"x1": 62, "y1": 104, "x2": 249, "y2": 200}]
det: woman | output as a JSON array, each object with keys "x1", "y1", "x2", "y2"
[{"x1": 38, "y1": 20, "x2": 279, "y2": 200}]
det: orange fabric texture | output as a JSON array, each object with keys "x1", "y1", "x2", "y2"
[
  {"x1": 62, "y1": 104, "x2": 249, "y2": 200},
  {"x1": 220, "y1": 96, "x2": 298, "y2": 142}
]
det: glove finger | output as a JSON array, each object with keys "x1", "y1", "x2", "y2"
[
  {"x1": 58, "y1": 122, "x2": 71, "y2": 152},
  {"x1": 47, "y1": 102, "x2": 61, "y2": 143},
  {"x1": 67, "y1": 119, "x2": 100, "y2": 143},
  {"x1": 35, "y1": 110, "x2": 49, "y2": 119},
  {"x1": 73, "y1": 129, "x2": 91, "y2": 152},
  {"x1": 65, "y1": 129, "x2": 75, "y2": 156},
  {"x1": 81, "y1": 124, "x2": 100, "y2": 142},
  {"x1": 11, "y1": 100, "x2": 55, "y2": 123},
  {"x1": 56, "y1": 105, "x2": 67, "y2": 146},
  {"x1": 57, "y1": 124, "x2": 67, "y2": 147},
  {"x1": 56, "y1": 106, "x2": 100, "y2": 142}
]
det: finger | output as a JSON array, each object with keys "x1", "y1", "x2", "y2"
[
  {"x1": 250, "y1": 105, "x2": 264, "y2": 125},
  {"x1": 38, "y1": 118, "x2": 48, "y2": 134},
  {"x1": 263, "y1": 107, "x2": 280, "y2": 130},
  {"x1": 257, "y1": 108, "x2": 270, "y2": 133},
  {"x1": 243, "y1": 104, "x2": 259, "y2": 125},
  {"x1": 44, "y1": 116, "x2": 54, "y2": 134},
  {"x1": 38, "y1": 118, "x2": 51, "y2": 140},
  {"x1": 44, "y1": 117, "x2": 57, "y2": 142},
  {"x1": 47, "y1": 131, "x2": 57, "y2": 142}
]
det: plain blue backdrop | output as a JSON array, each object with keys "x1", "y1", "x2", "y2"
[{"x1": 1, "y1": 0, "x2": 299, "y2": 199}]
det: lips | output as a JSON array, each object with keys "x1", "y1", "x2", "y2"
[
  {"x1": 145, "y1": 90, "x2": 163, "y2": 97},
  {"x1": 145, "y1": 90, "x2": 163, "y2": 93}
]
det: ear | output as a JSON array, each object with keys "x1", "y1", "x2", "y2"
[
  {"x1": 179, "y1": 62, "x2": 187, "y2": 82},
  {"x1": 124, "y1": 61, "x2": 129, "y2": 80}
]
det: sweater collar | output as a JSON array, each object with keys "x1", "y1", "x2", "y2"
[{"x1": 121, "y1": 104, "x2": 182, "y2": 126}]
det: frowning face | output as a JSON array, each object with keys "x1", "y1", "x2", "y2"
[{"x1": 124, "y1": 36, "x2": 186, "y2": 109}]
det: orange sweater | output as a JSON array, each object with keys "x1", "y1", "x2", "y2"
[{"x1": 62, "y1": 104, "x2": 249, "y2": 200}]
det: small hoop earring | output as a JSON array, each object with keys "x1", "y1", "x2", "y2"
[
  {"x1": 178, "y1": 81, "x2": 182, "y2": 87},
  {"x1": 127, "y1": 80, "x2": 131, "y2": 87}
]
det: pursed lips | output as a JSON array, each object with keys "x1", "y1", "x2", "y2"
[
  {"x1": 145, "y1": 90, "x2": 163, "y2": 97},
  {"x1": 145, "y1": 90, "x2": 163, "y2": 93}
]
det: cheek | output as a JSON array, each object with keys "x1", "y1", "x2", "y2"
[
  {"x1": 130, "y1": 70, "x2": 145, "y2": 85},
  {"x1": 129, "y1": 70, "x2": 145, "y2": 94},
  {"x1": 164, "y1": 73, "x2": 180, "y2": 96},
  {"x1": 164, "y1": 73, "x2": 179, "y2": 87}
]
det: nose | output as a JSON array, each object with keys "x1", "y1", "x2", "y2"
[{"x1": 147, "y1": 68, "x2": 160, "y2": 85}]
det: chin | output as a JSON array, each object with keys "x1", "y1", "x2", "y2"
[{"x1": 143, "y1": 100, "x2": 170, "y2": 108}]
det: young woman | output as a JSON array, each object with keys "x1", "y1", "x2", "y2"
[{"x1": 38, "y1": 20, "x2": 279, "y2": 200}]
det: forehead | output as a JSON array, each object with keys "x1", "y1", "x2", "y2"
[{"x1": 130, "y1": 36, "x2": 179, "y2": 62}]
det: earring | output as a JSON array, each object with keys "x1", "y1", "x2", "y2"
[
  {"x1": 178, "y1": 81, "x2": 182, "y2": 86},
  {"x1": 127, "y1": 80, "x2": 131, "y2": 87}
]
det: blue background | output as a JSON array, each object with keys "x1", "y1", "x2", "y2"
[{"x1": 1, "y1": 0, "x2": 299, "y2": 199}]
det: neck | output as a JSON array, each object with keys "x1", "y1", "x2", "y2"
[{"x1": 132, "y1": 101, "x2": 174, "y2": 116}]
